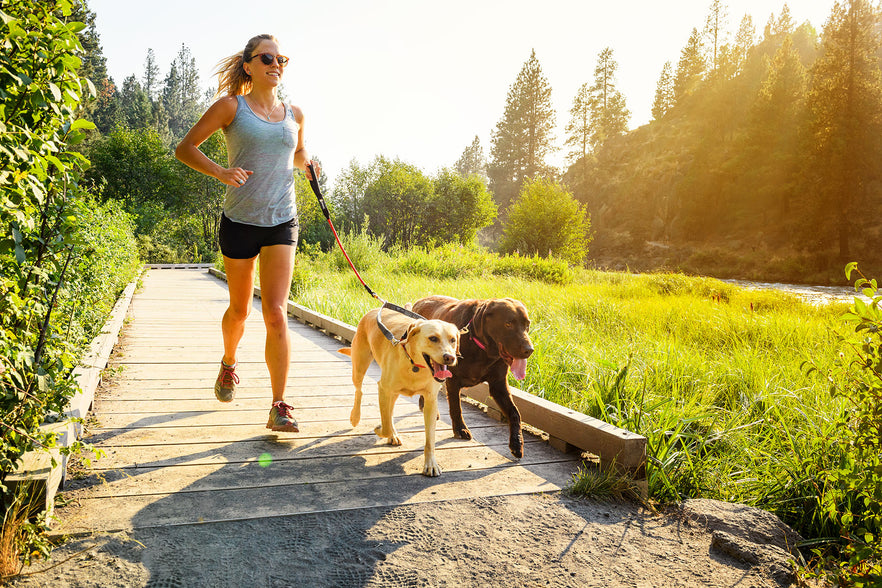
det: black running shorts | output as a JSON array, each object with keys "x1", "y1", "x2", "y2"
[{"x1": 218, "y1": 213, "x2": 299, "y2": 259}]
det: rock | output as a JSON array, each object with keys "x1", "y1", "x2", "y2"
[{"x1": 681, "y1": 499, "x2": 803, "y2": 586}]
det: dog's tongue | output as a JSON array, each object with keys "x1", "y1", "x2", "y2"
[
  {"x1": 509, "y1": 358, "x2": 528, "y2": 381},
  {"x1": 433, "y1": 364, "x2": 453, "y2": 380}
]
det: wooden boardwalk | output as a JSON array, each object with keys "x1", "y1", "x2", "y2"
[{"x1": 54, "y1": 268, "x2": 582, "y2": 535}]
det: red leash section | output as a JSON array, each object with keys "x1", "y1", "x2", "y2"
[{"x1": 306, "y1": 163, "x2": 379, "y2": 301}]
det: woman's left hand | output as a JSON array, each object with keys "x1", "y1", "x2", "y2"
[{"x1": 305, "y1": 160, "x2": 321, "y2": 180}]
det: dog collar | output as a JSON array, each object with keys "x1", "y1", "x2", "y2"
[
  {"x1": 466, "y1": 318, "x2": 487, "y2": 351},
  {"x1": 400, "y1": 341, "x2": 427, "y2": 372}
]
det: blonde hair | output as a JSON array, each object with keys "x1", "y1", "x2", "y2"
[{"x1": 214, "y1": 34, "x2": 277, "y2": 98}]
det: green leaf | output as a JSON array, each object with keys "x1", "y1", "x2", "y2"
[
  {"x1": 846, "y1": 262, "x2": 859, "y2": 280},
  {"x1": 70, "y1": 118, "x2": 96, "y2": 132}
]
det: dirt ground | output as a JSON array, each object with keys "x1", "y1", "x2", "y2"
[{"x1": 8, "y1": 492, "x2": 799, "y2": 588}]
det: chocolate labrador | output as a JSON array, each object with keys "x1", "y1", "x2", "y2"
[{"x1": 411, "y1": 295, "x2": 533, "y2": 458}]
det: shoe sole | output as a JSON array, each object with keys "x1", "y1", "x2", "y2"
[
  {"x1": 215, "y1": 391, "x2": 235, "y2": 403},
  {"x1": 266, "y1": 419, "x2": 299, "y2": 433}
]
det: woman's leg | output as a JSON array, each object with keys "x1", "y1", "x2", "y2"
[
  {"x1": 257, "y1": 244, "x2": 296, "y2": 403},
  {"x1": 221, "y1": 255, "x2": 258, "y2": 365}
]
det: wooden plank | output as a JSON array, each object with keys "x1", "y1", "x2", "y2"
[
  {"x1": 108, "y1": 363, "x2": 355, "y2": 379},
  {"x1": 88, "y1": 401, "x2": 447, "y2": 430},
  {"x1": 84, "y1": 420, "x2": 510, "y2": 447},
  {"x1": 461, "y1": 382, "x2": 647, "y2": 478},
  {"x1": 52, "y1": 459, "x2": 576, "y2": 535},
  {"x1": 83, "y1": 430, "x2": 545, "y2": 470},
  {"x1": 70, "y1": 441, "x2": 559, "y2": 488}
]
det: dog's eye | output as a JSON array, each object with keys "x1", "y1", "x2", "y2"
[
  {"x1": 429, "y1": 336, "x2": 439, "y2": 342},
  {"x1": 505, "y1": 321, "x2": 513, "y2": 329}
]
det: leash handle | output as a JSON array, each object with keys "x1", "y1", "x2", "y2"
[{"x1": 306, "y1": 162, "x2": 330, "y2": 220}]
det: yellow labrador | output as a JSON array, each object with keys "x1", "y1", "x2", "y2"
[{"x1": 339, "y1": 307, "x2": 462, "y2": 476}]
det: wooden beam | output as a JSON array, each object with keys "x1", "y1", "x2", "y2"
[{"x1": 460, "y1": 382, "x2": 647, "y2": 482}]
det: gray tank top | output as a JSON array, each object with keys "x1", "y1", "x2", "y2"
[{"x1": 222, "y1": 95, "x2": 299, "y2": 226}]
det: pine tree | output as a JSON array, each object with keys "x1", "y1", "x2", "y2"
[
  {"x1": 71, "y1": 2, "x2": 117, "y2": 133},
  {"x1": 565, "y1": 83, "x2": 592, "y2": 164},
  {"x1": 703, "y1": 0, "x2": 729, "y2": 77},
  {"x1": 805, "y1": 0, "x2": 882, "y2": 259},
  {"x1": 143, "y1": 48, "x2": 161, "y2": 101},
  {"x1": 488, "y1": 49, "x2": 556, "y2": 211},
  {"x1": 748, "y1": 35, "x2": 807, "y2": 223},
  {"x1": 674, "y1": 28, "x2": 706, "y2": 103},
  {"x1": 733, "y1": 14, "x2": 757, "y2": 74},
  {"x1": 162, "y1": 44, "x2": 204, "y2": 143},
  {"x1": 587, "y1": 48, "x2": 629, "y2": 149},
  {"x1": 118, "y1": 74, "x2": 153, "y2": 129},
  {"x1": 454, "y1": 136, "x2": 487, "y2": 179},
  {"x1": 772, "y1": 4, "x2": 794, "y2": 37},
  {"x1": 651, "y1": 62, "x2": 675, "y2": 121}
]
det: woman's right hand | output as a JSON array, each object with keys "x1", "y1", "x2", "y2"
[{"x1": 218, "y1": 167, "x2": 254, "y2": 187}]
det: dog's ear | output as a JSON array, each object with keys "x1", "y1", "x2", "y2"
[
  {"x1": 403, "y1": 320, "x2": 423, "y2": 342},
  {"x1": 471, "y1": 301, "x2": 490, "y2": 341}
]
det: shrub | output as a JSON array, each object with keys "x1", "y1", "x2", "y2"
[
  {"x1": 805, "y1": 263, "x2": 882, "y2": 585},
  {"x1": 0, "y1": 1, "x2": 139, "y2": 573},
  {"x1": 499, "y1": 178, "x2": 592, "y2": 266}
]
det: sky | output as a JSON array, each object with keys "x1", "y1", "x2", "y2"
[{"x1": 88, "y1": 0, "x2": 835, "y2": 187}]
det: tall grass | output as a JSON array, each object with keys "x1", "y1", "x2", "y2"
[{"x1": 290, "y1": 243, "x2": 850, "y2": 540}]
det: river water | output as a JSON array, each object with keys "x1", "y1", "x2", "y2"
[{"x1": 722, "y1": 279, "x2": 872, "y2": 306}]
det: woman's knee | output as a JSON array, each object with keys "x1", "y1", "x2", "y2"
[
  {"x1": 262, "y1": 304, "x2": 288, "y2": 331},
  {"x1": 226, "y1": 304, "x2": 251, "y2": 324}
]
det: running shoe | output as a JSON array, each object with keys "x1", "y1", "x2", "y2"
[
  {"x1": 214, "y1": 361, "x2": 238, "y2": 402},
  {"x1": 267, "y1": 400, "x2": 299, "y2": 432}
]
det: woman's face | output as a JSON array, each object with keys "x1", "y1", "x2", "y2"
[{"x1": 247, "y1": 39, "x2": 286, "y2": 88}]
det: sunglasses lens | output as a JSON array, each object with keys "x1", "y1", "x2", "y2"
[
  {"x1": 259, "y1": 53, "x2": 273, "y2": 66},
  {"x1": 277, "y1": 56, "x2": 289, "y2": 66}
]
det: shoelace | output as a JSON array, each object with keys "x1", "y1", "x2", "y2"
[
  {"x1": 221, "y1": 365, "x2": 239, "y2": 386},
  {"x1": 272, "y1": 401, "x2": 294, "y2": 419}
]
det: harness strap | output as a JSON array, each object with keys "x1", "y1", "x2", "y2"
[{"x1": 376, "y1": 302, "x2": 427, "y2": 346}]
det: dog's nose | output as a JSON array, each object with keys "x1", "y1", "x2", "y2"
[
  {"x1": 522, "y1": 346, "x2": 534, "y2": 358},
  {"x1": 443, "y1": 353, "x2": 456, "y2": 365}
]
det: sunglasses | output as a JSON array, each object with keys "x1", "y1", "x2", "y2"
[{"x1": 249, "y1": 53, "x2": 289, "y2": 67}]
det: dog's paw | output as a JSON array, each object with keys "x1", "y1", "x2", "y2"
[
  {"x1": 454, "y1": 426, "x2": 472, "y2": 440},
  {"x1": 510, "y1": 436, "x2": 524, "y2": 459},
  {"x1": 423, "y1": 459, "x2": 442, "y2": 477},
  {"x1": 389, "y1": 434, "x2": 402, "y2": 446},
  {"x1": 350, "y1": 409, "x2": 361, "y2": 427}
]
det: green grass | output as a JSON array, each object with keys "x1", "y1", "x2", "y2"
[{"x1": 288, "y1": 244, "x2": 852, "y2": 540}]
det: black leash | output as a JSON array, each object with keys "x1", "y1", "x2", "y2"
[{"x1": 305, "y1": 163, "x2": 424, "y2": 346}]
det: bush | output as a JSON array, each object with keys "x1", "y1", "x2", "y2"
[
  {"x1": 499, "y1": 178, "x2": 592, "y2": 266},
  {"x1": 805, "y1": 263, "x2": 882, "y2": 585},
  {"x1": 0, "y1": 1, "x2": 139, "y2": 573}
]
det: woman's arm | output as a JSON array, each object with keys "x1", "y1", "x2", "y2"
[{"x1": 175, "y1": 96, "x2": 252, "y2": 186}]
